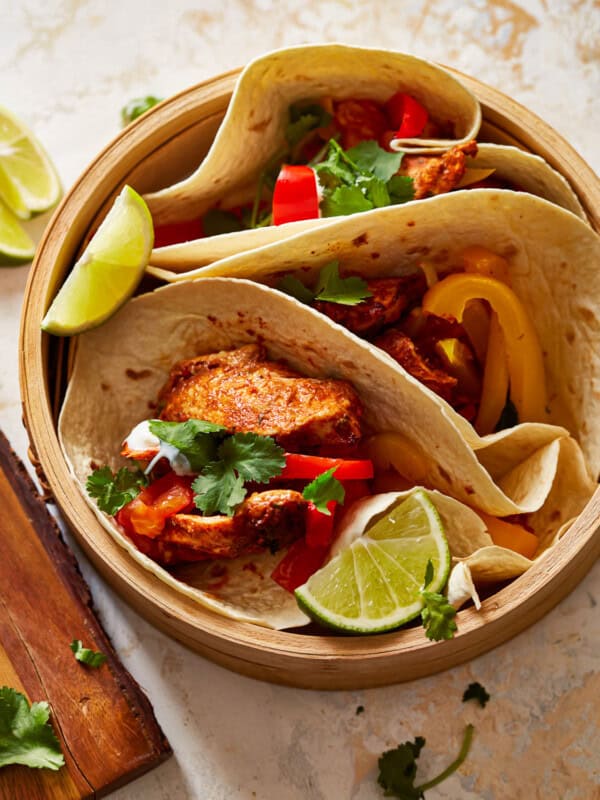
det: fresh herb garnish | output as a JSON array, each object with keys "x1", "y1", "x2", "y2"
[
  {"x1": 86, "y1": 466, "x2": 148, "y2": 515},
  {"x1": 377, "y1": 725, "x2": 474, "y2": 799},
  {"x1": 277, "y1": 260, "x2": 372, "y2": 307},
  {"x1": 462, "y1": 682, "x2": 490, "y2": 708},
  {"x1": 192, "y1": 432, "x2": 286, "y2": 516},
  {"x1": 286, "y1": 102, "x2": 332, "y2": 148},
  {"x1": 0, "y1": 687, "x2": 65, "y2": 771},
  {"x1": 356, "y1": 705, "x2": 365, "y2": 715},
  {"x1": 420, "y1": 559, "x2": 457, "y2": 641},
  {"x1": 148, "y1": 418, "x2": 226, "y2": 472},
  {"x1": 302, "y1": 467, "x2": 345, "y2": 514},
  {"x1": 70, "y1": 640, "x2": 107, "y2": 668},
  {"x1": 121, "y1": 95, "x2": 163, "y2": 126},
  {"x1": 201, "y1": 209, "x2": 244, "y2": 237}
]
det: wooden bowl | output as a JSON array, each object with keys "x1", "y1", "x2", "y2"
[{"x1": 20, "y1": 68, "x2": 600, "y2": 690}]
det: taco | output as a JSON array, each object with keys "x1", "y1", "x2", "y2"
[
  {"x1": 146, "y1": 190, "x2": 600, "y2": 477},
  {"x1": 58, "y1": 278, "x2": 594, "y2": 630}
]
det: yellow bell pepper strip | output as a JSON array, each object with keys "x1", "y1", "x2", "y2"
[
  {"x1": 422, "y1": 273, "x2": 547, "y2": 424},
  {"x1": 474, "y1": 315, "x2": 510, "y2": 435},
  {"x1": 434, "y1": 338, "x2": 481, "y2": 397},
  {"x1": 366, "y1": 432, "x2": 429, "y2": 484},
  {"x1": 461, "y1": 246, "x2": 511, "y2": 283},
  {"x1": 476, "y1": 511, "x2": 539, "y2": 559}
]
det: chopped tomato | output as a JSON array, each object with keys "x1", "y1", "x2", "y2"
[
  {"x1": 272, "y1": 164, "x2": 320, "y2": 225},
  {"x1": 153, "y1": 218, "x2": 203, "y2": 248},
  {"x1": 333, "y1": 99, "x2": 389, "y2": 149},
  {"x1": 271, "y1": 537, "x2": 329, "y2": 593},
  {"x1": 305, "y1": 501, "x2": 336, "y2": 548},
  {"x1": 117, "y1": 472, "x2": 194, "y2": 539},
  {"x1": 386, "y1": 92, "x2": 429, "y2": 139},
  {"x1": 280, "y1": 453, "x2": 374, "y2": 481}
]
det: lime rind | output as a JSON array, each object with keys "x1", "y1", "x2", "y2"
[
  {"x1": 0, "y1": 106, "x2": 62, "y2": 219},
  {"x1": 41, "y1": 185, "x2": 154, "y2": 336},
  {"x1": 0, "y1": 198, "x2": 35, "y2": 265},
  {"x1": 295, "y1": 489, "x2": 450, "y2": 633}
]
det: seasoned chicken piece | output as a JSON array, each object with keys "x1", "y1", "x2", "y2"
[
  {"x1": 314, "y1": 274, "x2": 426, "y2": 337},
  {"x1": 374, "y1": 328, "x2": 457, "y2": 402},
  {"x1": 399, "y1": 140, "x2": 478, "y2": 199},
  {"x1": 158, "y1": 344, "x2": 363, "y2": 451},
  {"x1": 155, "y1": 489, "x2": 307, "y2": 562}
]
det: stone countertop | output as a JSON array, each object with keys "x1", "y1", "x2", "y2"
[{"x1": 1, "y1": 2, "x2": 599, "y2": 798}]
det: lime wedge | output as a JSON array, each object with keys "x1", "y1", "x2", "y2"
[
  {"x1": 0, "y1": 199, "x2": 35, "y2": 265},
  {"x1": 41, "y1": 185, "x2": 153, "y2": 336},
  {"x1": 0, "y1": 106, "x2": 62, "y2": 219},
  {"x1": 295, "y1": 490, "x2": 450, "y2": 633}
]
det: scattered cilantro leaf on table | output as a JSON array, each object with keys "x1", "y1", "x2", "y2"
[
  {"x1": 377, "y1": 725, "x2": 474, "y2": 799},
  {"x1": 277, "y1": 260, "x2": 371, "y2": 307},
  {"x1": 462, "y1": 682, "x2": 490, "y2": 708},
  {"x1": 192, "y1": 432, "x2": 286, "y2": 516},
  {"x1": 0, "y1": 687, "x2": 65, "y2": 771},
  {"x1": 121, "y1": 95, "x2": 163, "y2": 126},
  {"x1": 70, "y1": 640, "x2": 107, "y2": 668},
  {"x1": 86, "y1": 466, "x2": 147, "y2": 515},
  {"x1": 149, "y1": 418, "x2": 225, "y2": 472},
  {"x1": 302, "y1": 467, "x2": 345, "y2": 514}
]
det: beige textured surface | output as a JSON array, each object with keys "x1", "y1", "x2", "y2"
[{"x1": 2, "y1": 1, "x2": 599, "y2": 798}]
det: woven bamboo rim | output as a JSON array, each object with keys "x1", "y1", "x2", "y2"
[{"x1": 19, "y1": 68, "x2": 600, "y2": 689}]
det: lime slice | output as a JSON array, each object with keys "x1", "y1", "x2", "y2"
[
  {"x1": 0, "y1": 106, "x2": 62, "y2": 219},
  {"x1": 295, "y1": 489, "x2": 450, "y2": 633},
  {"x1": 41, "y1": 185, "x2": 153, "y2": 336},
  {"x1": 0, "y1": 199, "x2": 35, "y2": 265}
]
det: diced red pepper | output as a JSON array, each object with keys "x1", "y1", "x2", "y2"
[
  {"x1": 386, "y1": 92, "x2": 429, "y2": 139},
  {"x1": 279, "y1": 453, "x2": 374, "y2": 481},
  {"x1": 271, "y1": 537, "x2": 330, "y2": 593},
  {"x1": 305, "y1": 501, "x2": 336, "y2": 549},
  {"x1": 272, "y1": 164, "x2": 320, "y2": 225},
  {"x1": 116, "y1": 472, "x2": 194, "y2": 539},
  {"x1": 153, "y1": 218, "x2": 203, "y2": 248},
  {"x1": 339, "y1": 479, "x2": 371, "y2": 509}
]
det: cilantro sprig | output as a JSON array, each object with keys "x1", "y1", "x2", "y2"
[
  {"x1": 121, "y1": 95, "x2": 162, "y2": 126},
  {"x1": 377, "y1": 725, "x2": 474, "y2": 799},
  {"x1": 277, "y1": 260, "x2": 372, "y2": 307},
  {"x1": 302, "y1": 467, "x2": 345, "y2": 514},
  {"x1": 148, "y1": 418, "x2": 225, "y2": 472},
  {"x1": 86, "y1": 466, "x2": 148, "y2": 515},
  {"x1": 462, "y1": 682, "x2": 490, "y2": 708},
  {"x1": 286, "y1": 102, "x2": 332, "y2": 148},
  {"x1": 420, "y1": 560, "x2": 457, "y2": 641},
  {"x1": 70, "y1": 640, "x2": 107, "y2": 668},
  {"x1": 0, "y1": 687, "x2": 65, "y2": 771}
]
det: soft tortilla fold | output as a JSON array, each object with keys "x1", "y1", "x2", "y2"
[
  {"x1": 59, "y1": 278, "x2": 594, "y2": 628},
  {"x1": 146, "y1": 144, "x2": 587, "y2": 272},
  {"x1": 145, "y1": 190, "x2": 600, "y2": 479},
  {"x1": 144, "y1": 43, "x2": 481, "y2": 224}
]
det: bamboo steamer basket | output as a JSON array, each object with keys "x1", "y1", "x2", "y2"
[{"x1": 19, "y1": 67, "x2": 600, "y2": 690}]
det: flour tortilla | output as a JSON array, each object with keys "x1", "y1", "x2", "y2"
[
  {"x1": 145, "y1": 191, "x2": 600, "y2": 479},
  {"x1": 59, "y1": 278, "x2": 594, "y2": 627},
  {"x1": 144, "y1": 43, "x2": 481, "y2": 225},
  {"x1": 147, "y1": 144, "x2": 586, "y2": 273}
]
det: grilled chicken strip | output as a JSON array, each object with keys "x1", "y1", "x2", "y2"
[
  {"x1": 158, "y1": 344, "x2": 363, "y2": 451},
  {"x1": 399, "y1": 140, "x2": 478, "y2": 199},
  {"x1": 315, "y1": 274, "x2": 426, "y2": 337},
  {"x1": 158, "y1": 489, "x2": 307, "y2": 561}
]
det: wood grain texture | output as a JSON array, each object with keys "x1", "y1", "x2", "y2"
[
  {"x1": 19, "y1": 70, "x2": 600, "y2": 690},
  {"x1": 0, "y1": 431, "x2": 171, "y2": 799}
]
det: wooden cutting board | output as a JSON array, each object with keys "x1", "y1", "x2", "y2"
[{"x1": 0, "y1": 430, "x2": 171, "y2": 799}]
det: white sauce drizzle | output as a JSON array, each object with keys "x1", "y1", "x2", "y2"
[{"x1": 123, "y1": 420, "x2": 193, "y2": 476}]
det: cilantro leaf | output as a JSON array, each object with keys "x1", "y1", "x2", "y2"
[
  {"x1": 377, "y1": 725, "x2": 475, "y2": 799},
  {"x1": 201, "y1": 209, "x2": 244, "y2": 237},
  {"x1": 192, "y1": 433, "x2": 285, "y2": 516},
  {"x1": 420, "y1": 591, "x2": 457, "y2": 641},
  {"x1": 388, "y1": 174, "x2": 415, "y2": 205},
  {"x1": 423, "y1": 559, "x2": 434, "y2": 590},
  {"x1": 86, "y1": 466, "x2": 147, "y2": 515},
  {"x1": 148, "y1": 418, "x2": 225, "y2": 471},
  {"x1": 346, "y1": 140, "x2": 403, "y2": 182},
  {"x1": 377, "y1": 736, "x2": 425, "y2": 799},
  {"x1": 286, "y1": 102, "x2": 332, "y2": 148},
  {"x1": 70, "y1": 640, "x2": 107, "y2": 668},
  {"x1": 302, "y1": 467, "x2": 345, "y2": 514},
  {"x1": 462, "y1": 682, "x2": 490, "y2": 708},
  {"x1": 321, "y1": 184, "x2": 374, "y2": 217},
  {"x1": 193, "y1": 461, "x2": 247, "y2": 516},
  {"x1": 314, "y1": 261, "x2": 372, "y2": 305},
  {"x1": 121, "y1": 95, "x2": 162, "y2": 126},
  {"x1": 0, "y1": 687, "x2": 65, "y2": 770},
  {"x1": 277, "y1": 275, "x2": 316, "y2": 305}
]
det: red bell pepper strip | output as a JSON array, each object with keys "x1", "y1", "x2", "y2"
[
  {"x1": 272, "y1": 164, "x2": 320, "y2": 225},
  {"x1": 385, "y1": 92, "x2": 429, "y2": 139},
  {"x1": 280, "y1": 453, "x2": 374, "y2": 481},
  {"x1": 271, "y1": 537, "x2": 330, "y2": 593},
  {"x1": 339, "y1": 479, "x2": 371, "y2": 508},
  {"x1": 305, "y1": 501, "x2": 336, "y2": 548},
  {"x1": 116, "y1": 472, "x2": 194, "y2": 539},
  {"x1": 153, "y1": 218, "x2": 203, "y2": 248}
]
